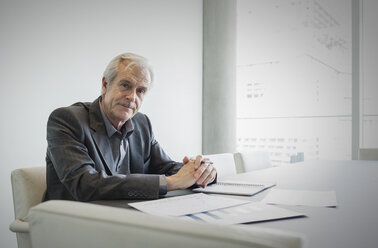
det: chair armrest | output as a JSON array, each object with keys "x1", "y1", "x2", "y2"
[{"x1": 9, "y1": 219, "x2": 29, "y2": 233}]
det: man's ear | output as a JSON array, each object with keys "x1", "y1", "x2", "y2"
[{"x1": 101, "y1": 77, "x2": 108, "y2": 95}]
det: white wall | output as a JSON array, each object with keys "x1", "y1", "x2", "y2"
[{"x1": 0, "y1": 0, "x2": 203, "y2": 247}]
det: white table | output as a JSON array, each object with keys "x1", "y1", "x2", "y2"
[
  {"x1": 226, "y1": 160, "x2": 378, "y2": 248},
  {"x1": 94, "y1": 160, "x2": 378, "y2": 248}
]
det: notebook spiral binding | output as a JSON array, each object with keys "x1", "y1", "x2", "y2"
[{"x1": 216, "y1": 182, "x2": 265, "y2": 187}]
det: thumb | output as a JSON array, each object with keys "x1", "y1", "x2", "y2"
[{"x1": 182, "y1": 156, "x2": 190, "y2": 164}]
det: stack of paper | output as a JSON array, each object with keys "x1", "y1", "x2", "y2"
[{"x1": 128, "y1": 193, "x2": 305, "y2": 224}]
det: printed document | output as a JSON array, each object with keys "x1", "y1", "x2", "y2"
[
  {"x1": 128, "y1": 193, "x2": 250, "y2": 216},
  {"x1": 179, "y1": 202, "x2": 305, "y2": 224}
]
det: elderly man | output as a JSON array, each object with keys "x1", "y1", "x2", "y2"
[{"x1": 43, "y1": 53, "x2": 216, "y2": 201}]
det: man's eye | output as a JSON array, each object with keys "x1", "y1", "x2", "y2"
[
  {"x1": 137, "y1": 89, "x2": 146, "y2": 94},
  {"x1": 120, "y1": 83, "x2": 130, "y2": 89}
]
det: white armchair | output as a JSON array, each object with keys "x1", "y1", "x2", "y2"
[
  {"x1": 204, "y1": 153, "x2": 237, "y2": 180},
  {"x1": 28, "y1": 200, "x2": 304, "y2": 248},
  {"x1": 9, "y1": 166, "x2": 46, "y2": 248},
  {"x1": 234, "y1": 151, "x2": 272, "y2": 173}
]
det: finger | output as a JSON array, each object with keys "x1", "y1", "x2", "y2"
[
  {"x1": 194, "y1": 161, "x2": 208, "y2": 179},
  {"x1": 206, "y1": 168, "x2": 217, "y2": 185},
  {"x1": 195, "y1": 163, "x2": 212, "y2": 184},
  {"x1": 202, "y1": 167, "x2": 216, "y2": 186},
  {"x1": 194, "y1": 155, "x2": 203, "y2": 169},
  {"x1": 197, "y1": 168, "x2": 217, "y2": 188}
]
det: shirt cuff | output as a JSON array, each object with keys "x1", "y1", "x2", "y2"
[{"x1": 159, "y1": 175, "x2": 168, "y2": 195}]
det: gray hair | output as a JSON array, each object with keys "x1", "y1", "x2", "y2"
[{"x1": 103, "y1": 53, "x2": 154, "y2": 84}]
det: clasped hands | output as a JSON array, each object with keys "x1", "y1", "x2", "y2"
[{"x1": 166, "y1": 155, "x2": 217, "y2": 191}]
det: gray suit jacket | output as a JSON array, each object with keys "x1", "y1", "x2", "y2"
[{"x1": 44, "y1": 97, "x2": 182, "y2": 201}]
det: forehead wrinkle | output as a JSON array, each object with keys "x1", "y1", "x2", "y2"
[{"x1": 119, "y1": 62, "x2": 151, "y2": 86}]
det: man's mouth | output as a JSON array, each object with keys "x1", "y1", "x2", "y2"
[{"x1": 120, "y1": 103, "x2": 136, "y2": 110}]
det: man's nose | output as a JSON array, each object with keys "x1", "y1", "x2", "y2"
[{"x1": 126, "y1": 89, "x2": 137, "y2": 102}]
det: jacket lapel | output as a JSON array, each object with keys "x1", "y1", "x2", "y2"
[{"x1": 88, "y1": 97, "x2": 115, "y2": 174}]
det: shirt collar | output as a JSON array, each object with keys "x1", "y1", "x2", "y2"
[{"x1": 99, "y1": 100, "x2": 134, "y2": 138}]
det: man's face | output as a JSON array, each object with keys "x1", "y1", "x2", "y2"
[{"x1": 101, "y1": 61, "x2": 151, "y2": 129}]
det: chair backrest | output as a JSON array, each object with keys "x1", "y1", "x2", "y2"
[
  {"x1": 204, "y1": 153, "x2": 237, "y2": 180},
  {"x1": 234, "y1": 151, "x2": 272, "y2": 173},
  {"x1": 359, "y1": 148, "x2": 378, "y2": 161},
  {"x1": 10, "y1": 166, "x2": 46, "y2": 248},
  {"x1": 11, "y1": 166, "x2": 46, "y2": 220},
  {"x1": 29, "y1": 200, "x2": 304, "y2": 248}
]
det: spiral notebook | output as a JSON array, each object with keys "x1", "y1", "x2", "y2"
[{"x1": 192, "y1": 181, "x2": 276, "y2": 196}]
